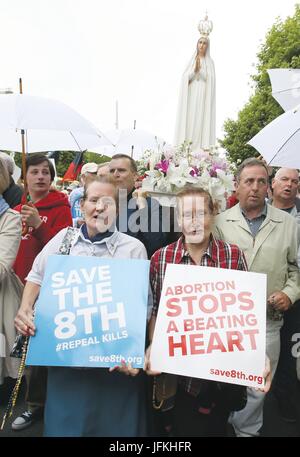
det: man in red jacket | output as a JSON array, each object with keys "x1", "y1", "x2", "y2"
[
  {"x1": 12, "y1": 153, "x2": 72, "y2": 431},
  {"x1": 13, "y1": 154, "x2": 72, "y2": 284}
]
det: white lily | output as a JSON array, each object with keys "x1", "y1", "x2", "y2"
[
  {"x1": 167, "y1": 162, "x2": 198, "y2": 189},
  {"x1": 216, "y1": 169, "x2": 235, "y2": 192}
]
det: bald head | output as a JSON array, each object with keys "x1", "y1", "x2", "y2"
[
  {"x1": 272, "y1": 167, "x2": 299, "y2": 208},
  {"x1": 274, "y1": 168, "x2": 299, "y2": 181}
]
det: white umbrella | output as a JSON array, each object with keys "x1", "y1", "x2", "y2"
[
  {"x1": 0, "y1": 128, "x2": 110, "y2": 153},
  {"x1": 103, "y1": 128, "x2": 168, "y2": 160},
  {"x1": 268, "y1": 69, "x2": 300, "y2": 112},
  {"x1": 248, "y1": 104, "x2": 300, "y2": 168},
  {"x1": 0, "y1": 93, "x2": 112, "y2": 152}
]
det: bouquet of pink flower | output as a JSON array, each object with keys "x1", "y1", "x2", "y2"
[{"x1": 137, "y1": 142, "x2": 235, "y2": 211}]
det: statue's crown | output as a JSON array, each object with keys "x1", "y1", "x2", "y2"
[{"x1": 198, "y1": 14, "x2": 213, "y2": 37}]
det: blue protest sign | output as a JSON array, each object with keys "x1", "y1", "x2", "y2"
[
  {"x1": 71, "y1": 199, "x2": 82, "y2": 219},
  {"x1": 26, "y1": 255, "x2": 150, "y2": 368}
]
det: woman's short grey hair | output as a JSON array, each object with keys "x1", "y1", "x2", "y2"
[
  {"x1": 82, "y1": 175, "x2": 119, "y2": 206},
  {"x1": 0, "y1": 152, "x2": 14, "y2": 175},
  {"x1": 0, "y1": 158, "x2": 10, "y2": 194}
]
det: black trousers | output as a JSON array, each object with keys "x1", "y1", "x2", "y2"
[
  {"x1": 273, "y1": 300, "x2": 300, "y2": 399},
  {"x1": 172, "y1": 387, "x2": 230, "y2": 437}
]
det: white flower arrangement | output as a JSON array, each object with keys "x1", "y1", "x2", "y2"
[{"x1": 137, "y1": 142, "x2": 235, "y2": 211}]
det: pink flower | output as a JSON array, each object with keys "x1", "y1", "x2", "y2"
[
  {"x1": 209, "y1": 162, "x2": 227, "y2": 177},
  {"x1": 155, "y1": 159, "x2": 169, "y2": 174},
  {"x1": 190, "y1": 167, "x2": 200, "y2": 177}
]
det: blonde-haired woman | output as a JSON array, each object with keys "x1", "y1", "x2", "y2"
[{"x1": 0, "y1": 158, "x2": 23, "y2": 400}]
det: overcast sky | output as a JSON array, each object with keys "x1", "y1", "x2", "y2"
[{"x1": 0, "y1": 0, "x2": 298, "y2": 148}]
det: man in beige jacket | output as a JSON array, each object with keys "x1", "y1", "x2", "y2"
[{"x1": 214, "y1": 158, "x2": 300, "y2": 437}]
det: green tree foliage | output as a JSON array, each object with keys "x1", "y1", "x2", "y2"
[
  {"x1": 13, "y1": 150, "x2": 110, "y2": 178},
  {"x1": 221, "y1": 5, "x2": 300, "y2": 165},
  {"x1": 55, "y1": 151, "x2": 74, "y2": 176}
]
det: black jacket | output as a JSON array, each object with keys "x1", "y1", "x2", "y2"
[
  {"x1": 117, "y1": 190, "x2": 175, "y2": 258},
  {"x1": 3, "y1": 178, "x2": 23, "y2": 208}
]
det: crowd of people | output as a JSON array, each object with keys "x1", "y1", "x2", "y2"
[{"x1": 0, "y1": 151, "x2": 299, "y2": 437}]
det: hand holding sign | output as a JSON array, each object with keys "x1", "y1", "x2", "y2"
[
  {"x1": 144, "y1": 344, "x2": 161, "y2": 376},
  {"x1": 262, "y1": 356, "x2": 271, "y2": 393},
  {"x1": 109, "y1": 360, "x2": 140, "y2": 377},
  {"x1": 255, "y1": 356, "x2": 271, "y2": 393}
]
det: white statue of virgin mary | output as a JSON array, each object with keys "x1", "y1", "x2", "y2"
[{"x1": 174, "y1": 19, "x2": 216, "y2": 151}]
